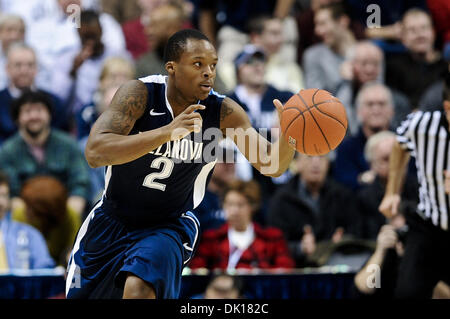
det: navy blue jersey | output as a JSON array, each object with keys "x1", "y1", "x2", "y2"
[{"x1": 101, "y1": 75, "x2": 225, "y2": 227}]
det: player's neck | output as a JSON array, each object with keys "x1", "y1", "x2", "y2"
[{"x1": 167, "y1": 83, "x2": 196, "y2": 117}]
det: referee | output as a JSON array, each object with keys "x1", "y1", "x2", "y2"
[{"x1": 379, "y1": 72, "x2": 450, "y2": 298}]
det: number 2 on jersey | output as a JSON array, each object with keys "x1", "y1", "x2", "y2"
[{"x1": 142, "y1": 157, "x2": 174, "y2": 191}]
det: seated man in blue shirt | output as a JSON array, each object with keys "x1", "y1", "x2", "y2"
[{"x1": 0, "y1": 171, "x2": 54, "y2": 271}]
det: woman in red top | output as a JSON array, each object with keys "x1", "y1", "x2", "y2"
[{"x1": 189, "y1": 180, "x2": 294, "y2": 270}]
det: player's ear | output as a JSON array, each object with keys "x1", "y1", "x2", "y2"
[{"x1": 166, "y1": 61, "x2": 175, "y2": 75}]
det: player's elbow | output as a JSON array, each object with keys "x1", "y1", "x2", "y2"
[{"x1": 85, "y1": 143, "x2": 104, "y2": 168}]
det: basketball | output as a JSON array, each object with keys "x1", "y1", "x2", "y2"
[{"x1": 280, "y1": 88, "x2": 348, "y2": 156}]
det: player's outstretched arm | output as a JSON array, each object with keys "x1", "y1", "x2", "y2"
[
  {"x1": 85, "y1": 80, "x2": 204, "y2": 167},
  {"x1": 379, "y1": 140, "x2": 410, "y2": 218},
  {"x1": 220, "y1": 97, "x2": 295, "y2": 177}
]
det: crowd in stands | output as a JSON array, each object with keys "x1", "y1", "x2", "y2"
[{"x1": 0, "y1": 0, "x2": 449, "y2": 299}]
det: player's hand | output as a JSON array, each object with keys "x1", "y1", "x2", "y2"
[
  {"x1": 167, "y1": 104, "x2": 205, "y2": 140},
  {"x1": 379, "y1": 194, "x2": 401, "y2": 219},
  {"x1": 444, "y1": 170, "x2": 450, "y2": 194},
  {"x1": 273, "y1": 99, "x2": 284, "y2": 123},
  {"x1": 376, "y1": 225, "x2": 398, "y2": 252}
]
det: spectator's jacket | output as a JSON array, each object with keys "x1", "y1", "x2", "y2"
[
  {"x1": 189, "y1": 222, "x2": 294, "y2": 270},
  {"x1": 0, "y1": 212, "x2": 55, "y2": 270},
  {"x1": 266, "y1": 175, "x2": 360, "y2": 266}
]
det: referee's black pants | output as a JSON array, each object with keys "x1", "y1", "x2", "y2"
[{"x1": 395, "y1": 213, "x2": 450, "y2": 299}]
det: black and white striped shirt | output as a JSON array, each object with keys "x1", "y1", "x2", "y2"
[{"x1": 397, "y1": 110, "x2": 450, "y2": 231}]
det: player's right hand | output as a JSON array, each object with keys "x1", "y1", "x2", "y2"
[
  {"x1": 167, "y1": 104, "x2": 205, "y2": 140},
  {"x1": 378, "y1": 194, "x2": 401, "y2": 219}
]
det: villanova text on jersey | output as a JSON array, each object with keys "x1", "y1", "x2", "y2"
[{"x1": 101, "y1": 75, "x2": 226, "y2": 228}]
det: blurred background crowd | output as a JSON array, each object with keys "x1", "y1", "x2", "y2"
[{"x1": 0, "y1": 0, "x2": 449, "y2": 299}]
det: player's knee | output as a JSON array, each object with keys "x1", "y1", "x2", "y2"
[{"x1": 123, "y1": 274, "x2": 156, "y2": 299}]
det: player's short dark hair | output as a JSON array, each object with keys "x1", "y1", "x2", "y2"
[
  {"x1": 443, "y1": 71, "x2": 450, "y2": 102},
  {"x1": 80, "y1": 9, "x2": 100, "y2": 26},
  {"x1": 10, "y1": 90, "x2": 53, "y2": 122},
  {"x1": 163, "y1": 29, "x2": 210, "y2": 63},
  {"x1": 0, "y1": 171, "x2": 10, "y2": 188},
  {"x1": 318, "y1": 2, "x2": 349, "y2": 20}
]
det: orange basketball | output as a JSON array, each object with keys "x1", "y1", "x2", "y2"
[{"x1": 280, "y1": 88, "x2": 348, "y2": 156}]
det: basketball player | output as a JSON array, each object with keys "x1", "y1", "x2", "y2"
[{"x1": 66, "y1": 29, "x2": 295, "y2": 299}]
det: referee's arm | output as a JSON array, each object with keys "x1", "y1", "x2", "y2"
[{"x1": 379, "y1": 140, "x2": 410, "y2": 218}]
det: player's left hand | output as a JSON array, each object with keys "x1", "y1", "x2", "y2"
[{"x1": 444, "y1": 170, "x2": 450, "y2": 194}]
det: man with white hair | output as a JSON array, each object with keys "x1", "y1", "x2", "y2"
[
  {"x1": 357, "y1": 131, "x2": 418, "y2": 239},
  {"x1": 337, "y1": 41, "x2": 410, "y2": 135},
  {"x1": 0, "y1": 14, "x2": 25, "y2": 89},
  {"x1": 333, "y1": 82, "x2": 394, "y2": 191},
  {"x1": 0, "y1": 43, "x2": 68, "y2": 143}
]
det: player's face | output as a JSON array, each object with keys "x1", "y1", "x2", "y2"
[
  {"x1": 172, "y1": 39, "x2": 218, "y2": 102},
  {"x1": 7, "y1": 49, "x2": 37, "y2": 89},
  {"x1": 0, "y1": 184, "x2": 10, "y2": 218},
  {"x1": 402, "y1": 13, "x2": 435, "y2": 55},
  {"x1": 223, "y1": 191, "x2": 253, "y2": 231},
  {"x1": 17, "y1": 102, "x2": 51, "y2": 138}
]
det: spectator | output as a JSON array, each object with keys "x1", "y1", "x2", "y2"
[
  {"x1": 12, "y1": 176, "x2": 81, "y2": 267},
  {"x1": 0, "y1": 171, "x2": 54, "y2": 271},
  {"x1": 0, "y1": 43, "x2": 69, "y2": 144},
  {"x1": 0, "y1": 91, "x2": 90, "y2": 216},
  {"x1": 26, "y1": 0, "x2": 127, "y2": 93},
  {"x1": 77, "y1": 56, "x2": 135, "y2": 140},
  {"x1": 357, "y1": 131, "x2": 418, "y2": 240},
  {"x1": 189, "y1": 180, "x2": 294, "y2": 270},
  {"x1": 385, "y1": 8, "x2": 448, "y2": 109},
  {"x1": 122, "y1": 0, "x2": 168, "y2": 60},
  {"x1": 336, "y1": 41, "x2": 410, "y2": 134},
  {"x1": 228, "y1": 44, "x2": 293, "y2": 201},
  {"x1": 267, "y1": 153, "x2": 359, "y2": 267},
  {"x1": 100, "y1": 0, "x2": 141, "y2": 24},
  {"x1": 333, "y1": 82, "x2": 394, "y2": 191},
  {"x1": 302, "y1": 2, "x2": 356, "y2": 95},
  {"x1": 248, "y1": 15, "x2": 304, "y2": 94},
  {"x1": 353, "y1": 210, "x2": 408, "y2": 299},
  {"x1": 135, "y1": 3, "x2": 185, "y2": 78},
  {"x1": 295, "y1": 0, "x2": 366, "y2": 64},
  {"x1": 0, "y1": 14, "x2": 25, "y2": 89},
  {"x1": 197, "y1": 0, "x2": 295, "y2": 57},
  {"x1": 191, "y1": 273, "x2": 243, "y2": 299},
  {"x1": 50, "y1": 9, "x2": 130, "y2": 115}
]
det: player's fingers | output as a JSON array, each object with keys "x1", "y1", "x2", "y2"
[
  {"x1": 273, "y1": 99, "x2": 283, "y2": 111},
  {"x1": 184, "y1": 104, "x2": 206, "y2": 114},
  {"x1": 185, "y1": 112, "x2": 203, "y2": 121}
]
